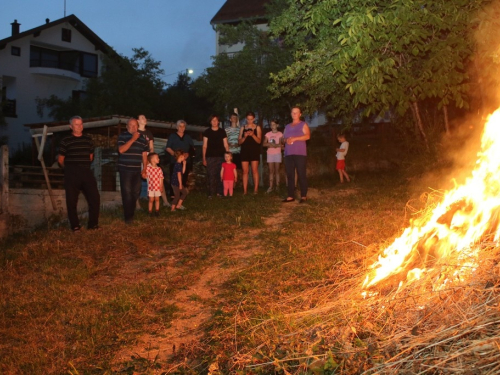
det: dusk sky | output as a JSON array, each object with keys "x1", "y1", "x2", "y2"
[{"x1": 1, "y1": 0, "x2": 227, "y2": 85}]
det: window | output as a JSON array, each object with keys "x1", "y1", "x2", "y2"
[
  {"x1": 60, "y1": 51, "x2": 80, "y2": 73},
  {"x1": 81, "y1": 53, "x2": 98, "y2": 78},
  {"x1": 11, "y1": 46, "x2": 21, "y2": 56},
  {"x1": 30, "y1": 45, "x2": 98, "y2": 77},
  {"x1": 1, "y1": 87, "x2": 17, "y2": 118},
  {"x1": 62, "y1": 28, "x2": 72, "y2": 42},
  {"x1": 72, "y1": 90, "x2": 87, "y2": 101}
]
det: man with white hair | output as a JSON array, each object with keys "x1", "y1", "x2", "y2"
[
  {"x1": 165, "y1": 120, "x2": 195, "y2": 199},
  {"x1": 117, "y1": 118, "x2": 149, "y2": 223},
  {"x1": 58, "y1": 116, "x2": 100, "y2": 232}
]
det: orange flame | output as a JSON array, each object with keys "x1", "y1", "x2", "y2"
[{"x1": 363, "y1": 109, "x2": 500, "y2": 291}]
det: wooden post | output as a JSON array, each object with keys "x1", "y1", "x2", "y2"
[
  {"x1": 94, "y1": 147, "x2": 102, "y2": 191},
  {"x1": 33, "y1": 135, "x2": 57, "y2": 211},
  {"x1": 1, "y1": 145, "x2": 9, "y2": 214}
]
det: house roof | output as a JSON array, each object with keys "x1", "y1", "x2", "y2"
[
  {"x1": 211, "y1": 0, "x2": 269, "y2": 25},
  {"x1": 0, "y1": 14, "x2": 113, "y2": 53}
]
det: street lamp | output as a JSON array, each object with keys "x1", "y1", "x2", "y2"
[{"x1": 164, "y1": 69, "x2": 194, "y2": 78}]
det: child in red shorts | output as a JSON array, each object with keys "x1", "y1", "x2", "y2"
[{"x1": 336, "y1": 134, "x2": 351, "y2": 183}]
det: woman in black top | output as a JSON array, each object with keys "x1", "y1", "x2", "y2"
[
  {"x1": 203, "y1": 115, "x2": 229, "y2": 197},
  {"x1": 238, "y1": 112, "x2": 262, "y2": 195}
]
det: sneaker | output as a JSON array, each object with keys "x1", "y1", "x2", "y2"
[
  {"x1": 163, "y1": 201, "x2": 171, "y2": 208},
  {"x1": 177, "y1": 205, "x2": 186, "y2": 210},
  {"x1": 88, "y1": 225, "x2": 100, "y2": 230},
  {"x1": 72, "y1": 225, "x2": 82, "y2": 233},
  {"x1": 266, "y1": 187, "x2": 273, "y2": 193}
]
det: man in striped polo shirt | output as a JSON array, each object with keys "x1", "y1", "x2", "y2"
[
  {"x1": 58, "y1": 116, "x2": 100, "y2": 232},
  {"x1": 117, "y1": 118, "x2": 149, "y2": 223}
]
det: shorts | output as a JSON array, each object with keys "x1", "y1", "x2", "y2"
[
  {"x1": 240, "y1": 150, "x2": 260, "y2": 162},
  {"x1": 336, "y1": 159, "x2": 346, "y2": 170},
  {"x1": 148, "y1": 191, "x2": 162, "y2": 197},
  {"x1": 267, "y1": 153, "x2": 282, "y2": 163}
]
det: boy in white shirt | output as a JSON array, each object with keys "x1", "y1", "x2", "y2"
[{"x1": 336, "y1": 134, "x2": 351, "y2": 183}]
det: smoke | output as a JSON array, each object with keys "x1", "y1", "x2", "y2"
[
  {"x1": 472, "y1": 0, "x2": 500, "y2": 114},
  {"x1": 410, "y1": 2, "x2": 500, "y2": 196}
]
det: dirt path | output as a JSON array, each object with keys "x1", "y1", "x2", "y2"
[{"x1": 111, "y1": 192, "x2": 303, "y2": 367}]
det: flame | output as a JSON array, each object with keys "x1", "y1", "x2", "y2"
[{"x1": 363, "y1": 109, "x2": 500, "y2": 291}]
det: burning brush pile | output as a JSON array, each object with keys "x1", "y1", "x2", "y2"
[{"x1": 214, "y1": 110, "x2": 500, "y2": 374}]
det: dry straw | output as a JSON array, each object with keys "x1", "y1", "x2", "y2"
[{"x1": 218, "y1": 192, "x2": 500, "y2": 374}]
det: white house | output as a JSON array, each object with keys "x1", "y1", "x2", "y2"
[
  {"x1": 210, "y1": 0, "x2": 327, "y2": 128},
  {"x1": 0, "y1": 15, "x2": 113, "y2": 151}
]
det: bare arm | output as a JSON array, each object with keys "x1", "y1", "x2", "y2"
[
  {"x1": 202, "y1": 137, "x2": 208, "y2": 166},
  {"x1": 263, "y1": 135, "x2": 270, "y2": 148},
  {"x1": 251, "y1": 126, "x2": 262, "y2": 144},
  {"x1": 148, "y1": 140, "x2": 154, "y2": 153},
  {"x1": 238, "y1": 127, "x2": 245, "y2": 145},
  {"x1": 141, "y1": 151, "x2": 148, "y2": 178},
  {"x1": 58, "y1": 155, "x2": 65, "y2": 167},
  {"x1": 118, "y1": 132, "x2": 141, "y2": 154},
  {"x1": 286, "y1": 123, "x2": 311, "y2": 144},
  {"x1": 178, "y1": 172, "x2": 183, "y2": 189}
]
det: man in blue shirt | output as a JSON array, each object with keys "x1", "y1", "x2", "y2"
[
  {"x1": 117, "y1": 118, "x2": 149, "y2": 223},
  {"x1": 165, "y1": 120, "x2": 195, "y2": 197}
]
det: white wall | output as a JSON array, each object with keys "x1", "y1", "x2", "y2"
[
  {"x1": 6, "y1": 188, "x2": 122, "y2": 232},
  {"x1": 0, "y1": 22, "x2": 107, "y2": 150}
]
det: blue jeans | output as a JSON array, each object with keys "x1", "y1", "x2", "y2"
[
  {"x1": 119, "y1": 170, "x2": 142, "y2": 223},
  {"x1": 285, "y1": 155, "x2": 307, "y2": 198}
]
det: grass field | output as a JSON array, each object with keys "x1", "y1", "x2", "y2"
[
  {"x1": 0, "y1": 168, "x2": 410, "y2": 373},
  {"x1": 2, "y1": 137, "x2": 499, "y2": 374}
]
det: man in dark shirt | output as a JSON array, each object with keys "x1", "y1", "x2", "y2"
[
  {"x1": 58, "y1": 116, "x2": 100, "y2": 232},
  {"x1": 166, "y1": 120, "x2": 195, "y2": 197},
  {"x1": 117, "y1": 118, "x2": 149, "y2": 223}
]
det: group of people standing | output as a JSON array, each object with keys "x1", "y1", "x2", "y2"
[
  {"x1": 58, "y1": 115, "x2": 195, "y2": 230},
  {"x1": 58, "y1": 106, "x2": 352, "y2": 231},
  {"x1": 201, "y1": 106, "x2": 312, "y2": 203}
]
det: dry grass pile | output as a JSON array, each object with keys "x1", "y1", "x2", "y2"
[
  {"x1": 224, "y1": 246, "x2": 500, "y2": 374},
  {"x1": 174, "y1": 183, "x2": 500, "y2": 374}
]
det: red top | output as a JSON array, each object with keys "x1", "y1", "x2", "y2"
[{"x1": 222, "y1": 162, "x2": 236, "y2": 181}]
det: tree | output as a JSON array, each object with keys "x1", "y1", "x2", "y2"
[
  {"x1": 37, "y1": 48, "x2": 165, "y2": 120},
  {"x1": 193, "y1": 1, "x2": 295, "y2": 125},
  {"x1": 160, "y1": 72, "x2": 212, "y2": 125},
  {"x1": 269, "y1": 0, "x2": 489, "y2": 147}
]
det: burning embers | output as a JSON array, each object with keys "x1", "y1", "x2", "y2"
[{"x1": 362, "y1": 109, "x2": 500, "y2": 294}]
